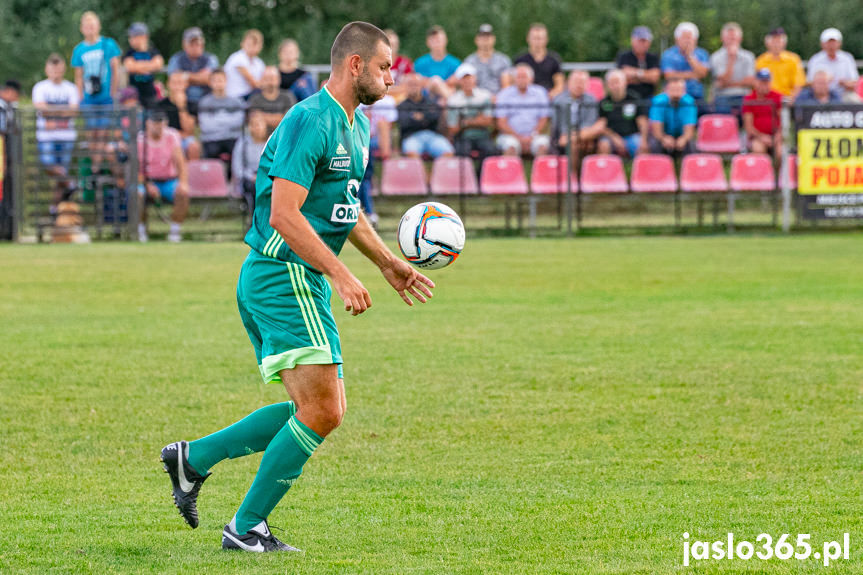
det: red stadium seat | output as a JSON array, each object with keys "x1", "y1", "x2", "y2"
[
  {"x1": 630, "y1": 154, "x2": 677, "y2": 193},
  {"x1": 782, "y1": 154, "x2": 798, "y2": 190},
  {"x1": 430, "y1": 156, "x2": 479, "y2": 195},
  {"x1": 680, "y1": 154, "x2": 728, "y2": 192},
  {"x1": 381, "y1": 157, "x2": 428, "y2": 196},
  {"x1": 730, "y1": 154, "x2": 776, "y2": 192},
  {"x1": 587, "y1": 77, "x2": 606, "y2": 101},
  {"x1": 857, "y1": 78, "x2": 863, "y2": 101},
  {"x1": 579, "y1": 154, "x2": 628, "y2": 193},
  {"x1": 530, "y1": 155, "x2": 577, "y2": 193},
  {"x1": 480, "y1": 156, "x2": 528, "y2": 194},
  {"x1": 696, "y1": 114, "x2": 741, "y2": 154},
  {"x1": 187, "y1": 159, "x2": 229, "y2": 198}
]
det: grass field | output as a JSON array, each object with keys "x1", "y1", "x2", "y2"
[{"x1": 1, "y1": 235, "x2": 862, "y2": 574}]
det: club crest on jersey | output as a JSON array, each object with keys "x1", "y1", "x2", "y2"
[{"x1": 331, "y1": 203, "x2": 360, "y2": 223}]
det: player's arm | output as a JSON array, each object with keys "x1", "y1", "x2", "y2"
[
  {"x1": 348, "y1": 213, "x2": 435, "y2": 306},
  {"x1": 270, "y1": 177, "x2": 371, "y2": 315}
]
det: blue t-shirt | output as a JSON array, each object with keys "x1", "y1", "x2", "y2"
[
  {"x1": 660, "y1": 46, "x2": 709, "y2": 100},
  {"x1": 414, "y1": 53, "x2": 461, "y2": 80},
  {"x1": 648, "y1": 93, "x2": 697, "y2": 138},
  {"x1": 71, "y1": 36, "x2": 122, "y2": 105}
]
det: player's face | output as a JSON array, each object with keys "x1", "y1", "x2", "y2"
[{"x1": 356, "y1": 42, "x2": 393, "y2": 105}]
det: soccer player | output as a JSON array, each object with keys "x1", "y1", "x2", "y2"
[{"x1": 160, "y1": 21, "x2": 435, "y2": 553}]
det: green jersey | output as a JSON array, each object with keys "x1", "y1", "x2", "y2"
[{"x1": 244, "y1": 87, "x2": 371, "y2": 269}]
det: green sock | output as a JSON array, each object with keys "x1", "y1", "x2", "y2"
[
  {"x1": 233, "y1": 415, "x2": 323, "y2": 535},
  {"x1": 186, "y1": 401, "x2": 296, "y2": 475}
]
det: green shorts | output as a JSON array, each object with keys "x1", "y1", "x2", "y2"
[{"x1": 237, "y1": 250, "x2": 343, "y2": 383}]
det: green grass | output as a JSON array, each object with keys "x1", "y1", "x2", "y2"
[{"x1": 1, "y1": 235, "x2": 862, "y2": 574}]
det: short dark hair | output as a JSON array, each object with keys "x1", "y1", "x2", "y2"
[
  {"x1": 330, "y1": 21, "x2": 390, "y2": 69},
  {"x1": 211, "y1": 67, "x2": 226, "y2": 77},
  {"x1": 426, "y1": 25, "x2": 445, "y2": 37},
  {"x1": 3, "y1": 79, "x2": 21, "y2": 93}
]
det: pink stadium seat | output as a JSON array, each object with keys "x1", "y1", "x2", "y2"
[
  {"x1": 587, "y1": 77, "x2": 605, "y2": 101},
  {"x1": 857, "y1": 78, "x2": 863, "y2": 100},
  {"x1": 480, "y1": 156, "x2": 528, "y2": 194},
  {"x1": 680, "y1": 154, "x2": 728, "y2": 192},
  {"x1": 730, "y1": 154, "x2": 776, "y2": 192},
  {"x1": 187, "y1": 159, "x2": 229, "y2": 198},
  {"x1": 579, "y1": 154, "x2": 628, "y2": 193},
  {"x1": 783, "y1": 154, "x2": 798, "y2": 190},
  {"x1": 430, "y1": 156, "x2": 479, "y2": 195},
  {"x1": 696, "y1": 114, "x2": 741, "y2": 154},
  {"x1": 630, "y1": 154, "x2": 677, "y2": 192},
  {"x1": 381, "y1": 157, "x2": 428, "y2": 196},
  {"x1": 530, "y1": 155, "x2": 577, "y2": 193}
]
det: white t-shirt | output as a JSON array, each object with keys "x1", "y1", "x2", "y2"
[
  {"x1": 31, "y1": 79, "x2": 80, "y2": 141},
  {"x1": 224, "y1": 50, "x2": 265, "y2": 98},
  {"x1": 359, "y1": 95, "x2": 398, "y2": 139},
  {"x1": 806, "y1": 50, "x2": 859, "y2": 91}
]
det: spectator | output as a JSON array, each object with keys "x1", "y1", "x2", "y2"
[
  {"x1": 755, "y1": 27, "x2": 805, "y2": 100},
  {"x1": 167, "y1": 27, "x2": 220, "y2": 113},
  {"x1": 414, "y1": 26, "x2": 461, "y2": 98},
  {"x1": 795, "y1": 70, "x2": 842, "y2": 105},
  {"x1": 248, "y1": 66, "x2": 296, "y2": 130},
  {"x1": 71, "y1": 12, "x2": 121, "y2": 106},
  {"x1": 277, "y1": 39, "x2": 316, "y2": 101},
  {"x1": 596, "y1": 69, "x2": 648, "y2": 158},
  {"x1": 0, "y1": 79, "x2": 21, "y2": 104},
  {"x1": 154, "y1": 72, "x2": 202, "y2": 160},
  {"x1": 463, "y1": 24, "x2": 512, "y2": 93},
  {"x1": 232, "y1": 113, "x2": 269, "y2": 216},
  {"x1": 551, "y1": 70, "x2": 603, "y2": 158},
  {"x1": 396, "y1": 73, "x2": 455, "y2": 159},
  {"x1": 384, "y1": 29, "x2": 414, "y2": 87},
  {"x1": 742, "y1": 69, "x2": 783, "y2": 161},
  {"x1": 122, "y1": 22, "x2": 164, "y2": 107},
  {"x1": 710, "y1": 22, "x2": 755, "y2": 115},
  {"x1": 446, "y1": 64, "x2": 496, "y2": 159},
  {"x1": 514, "y1": 23, "x2": 564, "y2": 99},
  {"x1": 358, "y1": 94, "x2": 397, "y2": 226},
  {"x1": 494, "y1": 63, "x2": 551, "y2": 156},
  {"x1": 661, "y1": 22, "x2": 709, "y2": 103},
  {"x1": 616, "y1": 26, "x2": 661, "y2": 101},
  {"x1": 197, "y1": 68, "x2": 246, "y2": 176},
  {"x1": 32, "y1": 55, "x2": 79, "y2": 209},
  {"x1": 648, "y1": 78, "x2": 697, "y2": 156},
  {"x1": 137, "y1": 111, "x2": 188, "y2": 243},
  {"x1": 807, "y1": 28, "x2": 859, "y2": 97},
  {"x1": 224, "y1": 29, "x2": 265, "y2": 99}
]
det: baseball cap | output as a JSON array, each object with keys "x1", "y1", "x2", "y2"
[
  {"x1": 127, "y1": 22, "x2": 149, "y2": 37},
  {"x1": 631, "y1": 26, "x2": 653, "y2": 41},
  {"x1": 454, "y1": 63, "x2": 477, "y2": 79},
  {"x1": 183, "y1": 27, "x2": 204, "y2": 42},
  {"x1": 820, "y1": 28, "x2": 842, "y2": 43},
  {"x1": 767, "y1": 27, "x2": 786, "y2": 37},
  {"x1": 477, "y1": 24, "x2": 494, "y2": 35},
  {"x1": 755, "y1": 68, "x2": 772, "y2": 81}
]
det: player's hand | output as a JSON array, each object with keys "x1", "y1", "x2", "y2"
[
  {"x1": 380, "y1": 258, "x2": 435, "y2": 306},
  {"x1": 332, "y1": 269, "x2": 371, "y2": 316}
]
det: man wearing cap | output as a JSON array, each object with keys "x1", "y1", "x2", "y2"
[
  {"x1": 710, "y1": 22, "x2": 755, "y2": 115},
  {"x1": 463, "y1": 24, "x2": 512, "y2": 93},
  {"x1": 755, "y1": 28, "x2": 805, "y2": 100},
  {"x1": 807, "y1": 28, "x2": 859, "y2": 95},
  {"x1": 447, "y1": 63, "x2": 495, "y2": 159},
  {"x1": 661, "y1": 22, "x2": 710, "y2": 102},
  {"x1": 123, "y1": 23, "x2": 164, "y2": 107},
  {"x1": 616, "y1": 26, "x2": 661, "y2": 101},
  {"x1": 742, "y1": 69, "x2": 783, "y2": 161},
  {"x1": 167, "y1": 27, "x2": 220, "y2": 114}
]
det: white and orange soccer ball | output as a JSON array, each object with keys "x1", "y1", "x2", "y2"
[{"x1": 397, "y1": 202, "x2": 465, "y2": 270}]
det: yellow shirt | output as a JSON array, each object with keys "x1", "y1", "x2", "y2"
[{"x1": 755, "y1": 51, "x2": 806, "y2": 96}]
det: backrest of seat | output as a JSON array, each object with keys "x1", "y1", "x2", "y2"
[
  {"x1": 580, "y1": 154, "x2": 628, "y2": 193},
  {"x1": 430, "y1": 156, "x2": 479, "y2": 195},
  {"x1": 587, "y1": 77, "x2": 606, "y2": 101},
  {"x1": 530, "y1": 155, "x2": 576, "y2": 193},
  {"x1": 696, "y1": 114, "x2": 740, "y2": 154},
  {"x1": 381, "y1": 157, "x2": 428, "y2": 196},
  {"x1": 480, "y1": 156, "x2": 528, "y2": 194},
  {"x1": 187, "y1": 159, "x2": 229, "y2": 198},
  {"x1": 680, "y1": 153, "x2": 728, "y2": 192},
  {"x1": 630, "y1": 154, "x2": 677, "y2": 192},
  {"x1": 730, "y1": 153, "x2": 776, "y2": 191}
]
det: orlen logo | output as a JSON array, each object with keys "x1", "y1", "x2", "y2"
[{"x1": 331, "y1": 204, "x2": 359, "y2": 223}]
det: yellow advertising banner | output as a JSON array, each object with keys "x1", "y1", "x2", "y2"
[{"x1": 797, "y1": 129, "x2": 863, "y2": 195}]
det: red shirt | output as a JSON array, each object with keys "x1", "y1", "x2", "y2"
[
  {"x1": 742, "y1": 90, "x2": 782, "y2": 135},
  {"x1": 392, "y1": 55, "x2": 413, "y2": 85},
  {"x1": 138, "y1": 127, "x2": 181, "y2": 180}
]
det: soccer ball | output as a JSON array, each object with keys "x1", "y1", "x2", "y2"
[{"x1": 397, "y1": 202, "x2": 465, "y2": 270}]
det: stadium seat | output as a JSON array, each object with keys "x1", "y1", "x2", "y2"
[
  {"x1": 696, "y1": 114, "x2": 741, "y2": 154},
  {"x1": 530, "y1": 155, "x2": 577, "y2": 193},
  {"x1": 730, "y1": 154, "x2": 776, "y2": 192},
  {"x1": 480, "y1": 156, "x2": 528, "y2": 194},
  {"x1": 782, "y1": 154, "x2": 798, "y2": 190},
  {"x1": 630, "y1": 154, "x2": 677, "y2": 193},
  {"x1": 579, "y1": 154, "x2": 628, "y2": 193},
  {"x1": 187, "y1": 159, "x2": 229, "y2": 198},
  {"x1": 381, "y1": 157, "x2": 428, "y2": 196},
  {"x1": 587, "y1": 76, "x2": 605, "y2": 101},
  {"x1": 857, "y1": 78, "x2": 863, "y2": 101},
  {"x1": 430, "y1": 156, "x2": 479, "y2": 195},
  {"x1": 679, "y1": 154, "x2": 728, "y2": 192}
]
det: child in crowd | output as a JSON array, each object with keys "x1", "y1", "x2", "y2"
[{"x1": 231, "y1": 113, "x2": 269, "y2": 218}]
